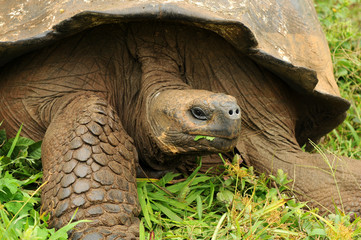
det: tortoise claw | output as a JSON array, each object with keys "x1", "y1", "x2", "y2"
[{"x1": 71, "y1": 222, "x2": 139, "y2": 240}]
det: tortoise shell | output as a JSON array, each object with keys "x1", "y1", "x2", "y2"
[{"x1": 0, "y1": 0, "x2": 350, "y2": 143}]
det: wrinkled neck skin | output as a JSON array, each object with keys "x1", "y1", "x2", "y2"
[{"x1": 126, "y1": 23, "x2": 191, "y2": 171}]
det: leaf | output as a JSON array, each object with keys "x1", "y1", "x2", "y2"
[
  {"x1": 189, "y1": 175, "x2": 212, "y2": 186},
  {"x1": 13, "y1": 137, "x2": 35, "y2": 147},
  {"x1": 216, "y1": 189, "x2": 234, "y2": 205},
  {"x1": 21, "y1": 172, "x2": 43, "y2": 186},
  {"x1": 49, "y1": 220, "x2": 90, "y2": 240},
  {"x1": 147, "y1": 192, "x2": 195, "y2": 213},
  {"x1": 196, "y1": 195, "x2": 203, "y2": 220},
  {"x1": 185, "y1": 190, "x2": 205, "y2": 205},
  {"x1": 337, "y1": 59, "x2": 353, "y2": 68},
  {"x1": 336, "y1": 67, "x2": 348, "y2": 77},
  {"x1": 152, "y1": 202, "x2": 182, "y2": 222},
  {"x1": 0, "y1": 172, "x2": 21, "y2": 196},
  {"x1": 194, "y1": 135, "x2": 215, "y2": 141},
  {"x1": 0, "y1": 207, "x2": 11, "y2": 225},
  {"x1": 211, "y1": 213, "x2": 227, "y2": 240},
  {"x1": 137, "y1": 186, "x2": 152, "y2": 229},
  {"x1": 7, "y1": 125, "x2": 22, "y2": 158},
  {"x1": 280, "y1": 203, "x2": 305, "y2": 224},
  {"x1": 27, "y1": 141, "x2": 42, "y2": 160},
  {"x1": 345, "y1": 121, "x2": 360, "y2": 144},
  {"x1": 166, "y1": 164, "x2": 202, "y2": 198},
  {"x1": 139, "y1": 219, "x2": 145, "y2": 240},
  {"x1": 208, "y1": 181, "x2": 215, "y2": 208},
  {"x1": 0, "y1": 129, "x2": 6, "y2": 146},
  {"x1": 308, "y1": 228, "x2": 327, "y2": 236},
  {"x1": 4, "y1": 202, "x2": 25, "y2": 216},
  {"x1": 271, "y1": 229, "x2": 299, "y2": 236},
  {"x1": 353, "y1": 117, "x2": 361, "y2": 124},
  {"x1": 0, "y1": 156, "x2": 11, "y2": 166},
  {"x1": 158, "y1": 172, "x2": 181, "y2": 186},
  {"x1": 29, "y1": 227, "x2": 51, "y2": 239}
]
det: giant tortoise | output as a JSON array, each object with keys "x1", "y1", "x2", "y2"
[{"x1": 0, "y1": 0, "x2": 360, "y2": 239}]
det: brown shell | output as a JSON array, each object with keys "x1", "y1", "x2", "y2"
[{"x1": 0, "y1": 0, "x2": 350, "y2": 138}]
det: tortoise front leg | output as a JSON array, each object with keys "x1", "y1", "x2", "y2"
[
  {"x1": 243, "y1": 137, "x2": 361, "y2": 215},
  {"x1": 41, "y1": 92, "x2": 139, "y2": 240}
]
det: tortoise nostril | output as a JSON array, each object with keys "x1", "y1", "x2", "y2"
[
  {"x1": 222, "y1": 103, "x2": 241, "y2": 120},
  {"x1": 228, "y1": 108, "x2": 240, "y2": 116}
]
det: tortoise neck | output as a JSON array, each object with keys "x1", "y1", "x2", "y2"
[
  {"x1": 127, "y1": 22, "x2": 190, "y2": 97},
  {"x1": 126, "y1": 22, "x2": 190, "y2": 167},
  {"x1": 139, "y1": 59, "x2": 190, "y2": 99}
]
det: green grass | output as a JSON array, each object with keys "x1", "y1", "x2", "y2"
[
  {"x1": 138, "y1": 158, "x2": 361, "y2": 239},
  {"x1": 0, "y1": 0, "x2": 360, "y2": 239},
  {"x1": 317, "y1": 0, "x2": 361, "y2": 160}
]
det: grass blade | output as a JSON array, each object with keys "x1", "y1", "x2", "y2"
[
  {"x1": 196, "y1": 195, "x2": 202, "y2": 220},
  {"x1": 211, "y1": 213, "x2": 227, "y2": 240},
  {"x1": 139, "y1": 219, "x2": 145, "y2": 240},
  {"x1": 6, "y1": 124, "x2": 22, "y2": 158},
  {"x1": 152, "y1": 202, "x2": 182, "y2": 222},
  {"x1": 137, "y1": 185, "x2": 152, "y2": 229}
]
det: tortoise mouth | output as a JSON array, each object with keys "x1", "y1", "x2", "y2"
[
  {"x1": 186, "y1": 133, "x2": 239, "y2": 153},
  {"x1": 190, "y1": 133, "x2": 239, "y2": 141},
  {"x1": 155, "y1": 131, "x2": 239, "y2": 155}
]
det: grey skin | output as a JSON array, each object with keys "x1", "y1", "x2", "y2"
[{"x1": 0, "y1": 22, "x2": 361, "y2": 239}]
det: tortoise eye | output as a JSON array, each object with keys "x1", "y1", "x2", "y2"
[{"x1": 190, "y1": 107, "x2": 208, "y2": 120}]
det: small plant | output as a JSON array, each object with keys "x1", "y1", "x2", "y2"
[
  {"x1": 0, "y1": 125, "x2": 42, "y2": 179},
  {"x1": 137, "y1": 154, "x2": 361, "y2": 239}
]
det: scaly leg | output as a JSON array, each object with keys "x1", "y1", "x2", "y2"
[{"x1": 41, "y1": 92, "x2": 139, "y2": 239}]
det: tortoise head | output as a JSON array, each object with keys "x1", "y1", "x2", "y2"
[{"x1": 147, "y1": 89, "x2": 241, "y2": 155}]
